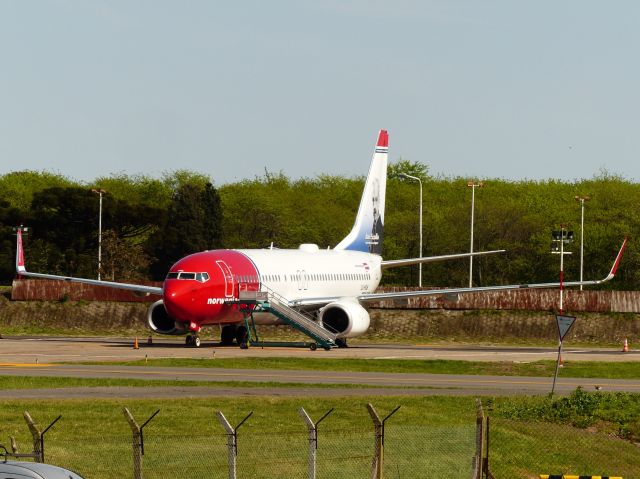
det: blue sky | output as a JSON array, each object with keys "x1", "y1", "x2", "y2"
[{"x1": 1, "y1": 1, "x2": 639, "y2": 184}]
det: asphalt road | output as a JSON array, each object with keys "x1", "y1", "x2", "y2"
[
  {"x1": 1, "y1": 335, "x2": 638, "y2": 363},
  {"x1": 0, "y1": 362, "x2": 638, "y2": 397},
  {"x1": 1, "y1": 336, "x2": 639, "y2": 398}
]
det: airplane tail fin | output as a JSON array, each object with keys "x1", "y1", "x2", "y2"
[{"x1": 335, "y1": 130, "x2": 388, "y2": 255}]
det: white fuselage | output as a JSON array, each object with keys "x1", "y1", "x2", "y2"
[{"x1": 238, "y1": 245, "x2": 382, "y2": 303}]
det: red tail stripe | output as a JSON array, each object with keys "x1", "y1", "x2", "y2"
[{"x1": 377, "y1": 130, "x2": 388, "y2": 148}]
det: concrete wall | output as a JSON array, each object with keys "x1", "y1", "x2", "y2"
[
  {"x1": 371, "y1": 288, "x2": 640, "y2": 313},
  {"x1": 1, "y1": 294, "x2": 638, "y2": 344},
  {"x1": 12, "y1": 280, "x2": 640, "y2": 313},
  {"x1": 12, "y1": 279, "x2": 161, "y2": 302}
]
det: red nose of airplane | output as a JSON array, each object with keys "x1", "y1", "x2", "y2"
[{"x1": 163, "y1": 279, "x2": 197, "y2": 321}]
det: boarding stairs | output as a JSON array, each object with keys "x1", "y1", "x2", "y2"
[{"x1": 231, "y1": 287, "x2": 338, "y2": 350}]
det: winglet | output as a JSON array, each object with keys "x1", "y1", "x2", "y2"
[
  {"x1": 606, "y1": 237, "x2": 628, "y2": 280},
  {"x1": 15, "y1": 226, "x2": 26, "y2": 274}
]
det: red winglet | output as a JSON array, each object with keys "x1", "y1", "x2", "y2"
[
  {"x1": 16, "y1": 228, "x2": 25, "y2": 272},
  {"x1": 377, "y1": 130, "x2": 388, "y2": 148},
  {"x1": 609, "y1": 237, "x2": 628, "y2": 277}
]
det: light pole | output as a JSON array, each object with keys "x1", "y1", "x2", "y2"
[
  {"x1": 574, "y1": 195, "x2": 590, "y2": 291},
  {"x1": 467, "y1": 181, "x2": 483, "y2": 288},
  {"x1": 91, "y1": 188, "x2": 106, "y2": 281},
  {"x1": 399, "y1": 173, "x2": 423, "y2": 287}
]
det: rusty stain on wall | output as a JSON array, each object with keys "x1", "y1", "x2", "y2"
[
  {"x1": 11, "y1": 279, "x2": 161, "y2": 302},
  {"x1": 11, "y1": 280, "x2": 640, "y2": 313}
]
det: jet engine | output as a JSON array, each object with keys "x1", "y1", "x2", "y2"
[
  {"x1": 146, "y1": 300, "x2": 187, "y2": 335},
  {"x1": 319, "y1": 300, "x2": 370, "y2": 338}
]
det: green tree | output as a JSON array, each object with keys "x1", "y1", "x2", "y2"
[
  {"x1": 100, "y1": 229, "x2": 151, "y2": 281},
  {"x1": 147, "y1": 182, "x2": 223, "y2": 279},
  {"x1": 387, "y1": 159, "x2": 430, "y2": 181},
  {"x1": 0, "y1": 171, "x2": 75, "y2": 211}
]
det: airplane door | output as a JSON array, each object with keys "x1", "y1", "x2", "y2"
[{"x1": 216, "y1": 260, "x2": 235, "y2": 298}]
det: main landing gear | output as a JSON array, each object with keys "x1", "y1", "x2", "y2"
[
  {"x1": 220, "y1": 324, "x2": 249, "y2": 349},
  {"x1": 185, "y1": 334, "x2": 201, "y2": 347},
  {"x1": 335, "y1": 338, "x2": 348, "y2": 348}
]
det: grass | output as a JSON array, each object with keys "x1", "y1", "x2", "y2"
[
  {"x1": 0, "y1": 325, "x2": 148, "y2": 337},
  {"x1": 1, "y1": 393, "x2": 639, "y2": 478},
  {"x1": 0, "y1": 375, "x2": 405, "y2": 391},
  {"x1": 93, "y1": 356, "x2": 640, "y2": 379}
]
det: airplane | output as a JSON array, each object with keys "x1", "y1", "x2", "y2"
[{"x1": 15, "y1": 130, "x2": 627, "y2": 349}]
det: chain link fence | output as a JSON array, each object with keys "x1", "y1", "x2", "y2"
[
  {"x1": 4, "y1": 403, "x2": 638, "y2": 478},
  {"x1": 487, "y1": 418, "x2": 640, "y2": 479},
  {"x1": 2, "y1": 406, "x2": 478, "y2": 479}
]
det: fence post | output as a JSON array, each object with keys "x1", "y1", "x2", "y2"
[
  {"x1": 23, "y1": 411, "x2": 42, "y2": 462},
  {"x1": 299, "y1": 407, "x2": 334, "y2": 479},
  {"x1": 367, "y1": 404, "x2": 401, "y2": 479},
  {"x1": 123, "y1": 408, "x2": 143, "y2": 479},
  {"x1": 23, "y1": 411, "x2": 61, "y2": 463},
  {"x1": 483, "y1": 416, "x2": 496, "y2": 479},
  {"x1": 472, "y1": 399, "x2": 484, "y2": 479},
  {"x1": 123, "y1": 408, "x2": 159, "y2": 479},
  {"x1": 216, "y1": 411, "x2": 253, "y2": 479}
]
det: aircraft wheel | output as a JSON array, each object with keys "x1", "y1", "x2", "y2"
[
  {"x1": 235, "y1": 326, "x2": 248, "y2": 345},
  {"x1": 193, "y1": 336, "x2": 201, "y2": 348},
  {"x1": 309, "y1": 343, "x2": 317, "y2": 351},
  {"x1": 239, "y1": 342, "x2": 249, "y2": 350},
  {"x1": 336, "y1": 338, "x2": 348, "y2": 348},
  {"x1": 323, "y1": 345, "x2": 331, "y2": 351},
  {"x1": 185, "y1": 335, "x2": 193, "y2": 346},
  {"x1": 220, "y1": 325, "x2": 236, "y2": 346}
]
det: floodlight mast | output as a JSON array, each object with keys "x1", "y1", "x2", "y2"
[
  {"x1": 574, "y1": 195, "x2": 590, "y2": 291},
  {"x1": 467, "y1": 181, "x2": 483, "y2": 288},
  {"x1": 91, "y1": 188, "x2": 106, "y2": 281}
]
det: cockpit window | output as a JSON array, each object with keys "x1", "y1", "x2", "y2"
[
  {"x1": 166, "y1": 271, "x2": 209, "y2": 282},
  {"x1": 195, "y1": 272, "x2": 210, "y2": 283}
]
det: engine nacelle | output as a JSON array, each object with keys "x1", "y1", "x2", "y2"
[
  {"x1": 146, "y1": 300, "x2": 187, "y2": 335},
  {"x1": 319, "y1": 300, "x2": 370, "y2": 338}
]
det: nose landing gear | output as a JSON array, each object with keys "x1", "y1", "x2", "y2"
[{"x1": 185, "y1": 334, "x2": 201, "y2": 347}]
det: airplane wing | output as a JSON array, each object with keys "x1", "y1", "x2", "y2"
[
  {"x1": 15, "y1": 228, "x2": 163, "y2": 296},
  {"x1": 15, "y1": 271, "x2": 163, "y2": 295},
  {"x1": 293, "y1": 238, "x2": 627, "y2": 308},
  {"x1": 381, "y1": 249, "x2": 505, "y2": 269}
]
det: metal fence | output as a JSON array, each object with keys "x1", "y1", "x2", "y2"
[
  {"x1": 2, "y1": 405, "x2": 479, "y2": 479},
  {"x1": 4, "y1": 404, "x2": 638, "y2": 479},
  {"x1": 486, "y1": 418, "x2": 640, "y2": 479}
]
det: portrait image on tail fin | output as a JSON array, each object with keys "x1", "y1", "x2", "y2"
[{"x1": 366, "y1": 178, "x2": 383, "y2": 254}]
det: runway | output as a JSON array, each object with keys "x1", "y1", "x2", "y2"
[
  {"x1": 1, "y1": 336, "x2": 639, "y2": 398},
  {"x1": 0, "y1": 335, "x2": 638, "y2": 363}
]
